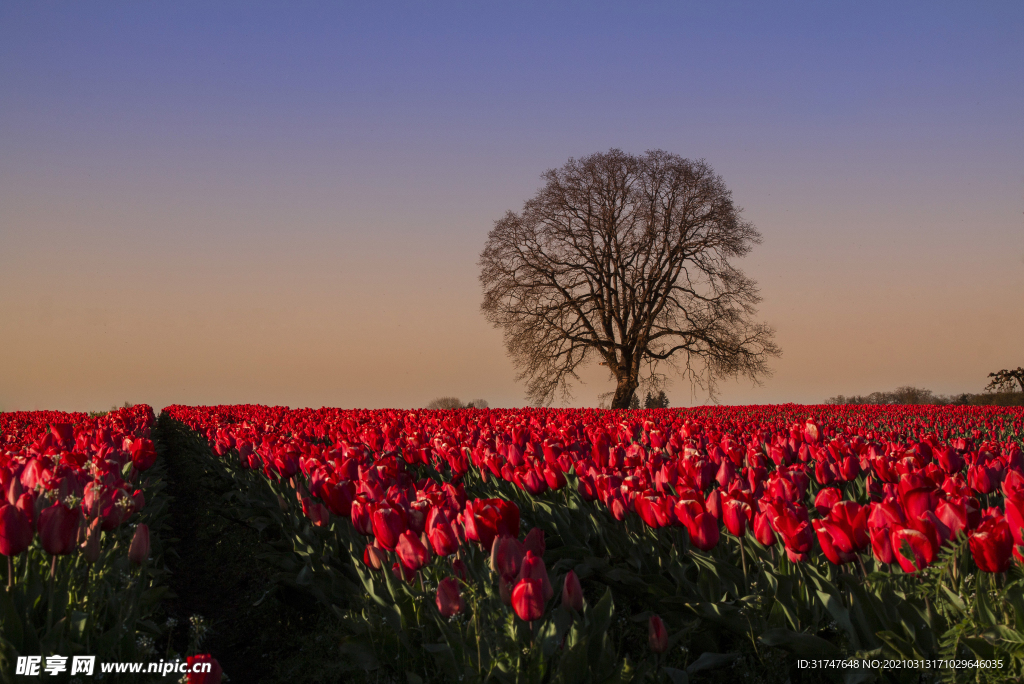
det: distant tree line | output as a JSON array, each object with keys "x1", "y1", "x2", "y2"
[
  {"x1": 826, "y1": 384, "x2": 1024, "y2": 407},
  {"x1": 425, "y1": 397, "x2": 489, "y2": 410}
]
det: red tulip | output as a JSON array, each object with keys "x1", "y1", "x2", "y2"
[
  {"x1": 891, "y1": 527, "x2": 933, "y2": 572},
  {"x1": 936, "y1": 446, "x2": 963, "y2": 475},
  {"x1": 813, "y1": 519, "x2": 856, "y2": 565},
  {"x1": 350, "y1": 499, "x2": 372, "y2": 535},
  {"x1": 774, "y1": 511, "x2": 813, "y2": 562},
  {"x1": 0, "y1": 503, "x2": 33, "y2": 556},
  {"x1": 322, "y1": 480, "x2": 356, "y2": 517},
  {"x1": 722, "y1": 497, "x2": 751, "y2": 537},
  {"x1": 490, "y1": 534, "x2": 524, "y2": 581},
  {"x1": 870, "y1": 527, "x2": 894, "y2": 564},
  {"x1": 636, "y1": 495, "x2": 662, "y2": 528},
  {"x1": 370, "y1": 504, "x2": 406, "y2": 551},
  {"x1": 969, "y1": 517, "x2": 1012, "y2": 573},
  {"x1": 518, "y1": 467, "x2": 548, "y2": 496},
  {"x1": 543, "y1": 466, "x2": 567, "y2": 490},
  {"x1": 391, "y1": 560, "x2": 416, "y2": 583},
  {"x1": 427, "y1": 518, "x2": 460, "y2": 557},
  {"x1": 38, "y1": 502, "x2": 80, "y2": 556},
  {"x1": 523, "y1": 527, "x2": 546, "y2": 558},
  {"x1": 968, "y1": 464, "x2": 1000, "y2": 495},
  {"x1": 648, "y1": 614, "x2": 668, "y2": 654},
  {"x1": 511, "y1": 578, "x2": 545, "y2": 621},
  {"x1": 80, "y1": 517, "x2": 102, "y2": 563},
  {"x1": 128, "y1": 523, "x2": 150, "y2": 565},
  {"x1": 1004, "y1": 496, "x2": 1024, "y2": 546},
  {"x1": 464, "y1": 499, "x2": 519, "y2": 550},
  {"x1": 827, "y1": 501, "x2": 869, "y2": 551},
  {"x1": 562, "y1": 570, "x2": 584, "y2": 612},
  {"x1": 687, "y1": 513, "x2": 720, "y2": 551},
  {"x1": 301, "y1": 498, "x2": 330, "y2": 527},
  {"x1": 396, "y1": 530, "x2": 430, "y2": 572},
  {"x1": 753, "y1": 512, "x2": 776, "y2": 546},
  {"x1": 935, "y1": 498, "x2": 968, "y2": 539},
  {"x1": 705, "y1": 489, "x2": 723, "y2": 520},
  {"x1": 436, "y1": 577, "x2": 464, "y2": 617},
  {"x1": 813, "y1": 488, "x2": 842, "y2": 517},
  {"x1": 517, "y1": 550, "x2": 553, "y2": 600},
  {"x1": 186, "y1": 654, "x2": 223, "y2": 684},
  {"x1": 129, "y1": 438, "x2": 157, "y2": 471},
  {"x1": 363, "y1": 543, "x2": 386, "y2": 570}
]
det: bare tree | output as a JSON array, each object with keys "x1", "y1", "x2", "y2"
[
  {"x1": 479, "y1": 149, "x2": 780, "y2": 409},
  {"x1": 987, "y1": 367, "x2": 1024, "y2": 393}
]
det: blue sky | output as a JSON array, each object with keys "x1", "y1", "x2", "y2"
[{"x1": 2, "y1": 2, "x2": 1022, "y2": 410}]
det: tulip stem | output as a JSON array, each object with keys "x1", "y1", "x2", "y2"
[
  {"x1": 7, "y1": 555, "x2": 11, "y2": 589},
  {"x1": 738, "y1": 537, "x2": 748, "y2": 590},
  {"x1": 46, "y1": 556, "x2": 57, "y2": 634}
]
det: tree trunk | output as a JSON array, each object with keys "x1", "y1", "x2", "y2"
[{"x1": 610, "y1": 374, "x2": 639, "y2": 409}]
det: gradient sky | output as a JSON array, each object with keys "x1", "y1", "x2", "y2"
[{"x1": 2, "y1": 1, "x2": 1022, "y2": 412}]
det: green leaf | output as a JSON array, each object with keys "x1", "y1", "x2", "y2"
[
  {"x1": 758, "y1": 628, "x2": 842, "y2": 658},
  {"x1": 685, "y1": 602, "x2": 750, "y2": 636},
  {"x1": 0, "y1": 588, "x2": 23, "y2": 652},
  {"x1": 685, "y1": 652, "x2": 739, "y2": 674},
  {"x1": 663, "y1": 666, "x2": 689, "y2": 684},
  {"x1": 587, "y1": 588, "x2": 614, "y2": 668}
]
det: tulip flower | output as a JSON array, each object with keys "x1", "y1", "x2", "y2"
[
  {"x1": 648, "y1": 614, "x2": 668, "y2": 654},
  {"x1": 1004, "y1": 496, "x2": 1024, "y2": 547},
  {"x1": 511, "y1": 578, "x2": 545, "y2": 621},
  {"x1": 301, "y1": 498, "x2": 330, "y2": 527},
  {"x1": 81, "y1": 518, "x2": 102, "y2": 564},
  {"x1": 870, "y1": 527, "x2": 895, "y2": 565},
  {"x1": 722, "y1": 497, "x2": 751, "y2": 537},
  {"x1": 705, "y1": 489, "x2": 723, "y2": 520},
  {"x1": 396, "y1": 530, "x2": 430, "y2": 572},
  {"x1": 322, "y1": 480, "x2": 356, "y2": 517},
  {"x1": 687, "y1": 513, "x2": 720, "y2": 551},
  {"x1": 562, "y1": 570, "x2": 584, "y2": 612},
  {"x1": 464, "y1": 499, "x2": 519, "y2": 551},
  {"x1": 543, "y1": 466, "x2": 567, "y2": 490},
  {"x1": 813, "y1": 488, "x2": 842, "y2": 517},
  {"x1": 371, "y1": 504, "x2": 406, "y2": 551},
  {"x1": 363, "y1": 543, "x2": 386, "y2": 570},
  {"x1": 128, "y1": 523, "x2": 150, "y2": 565},
  {"x1": 0, "y1": 503, "x2": 33, "y2": 557},
  {"x1": 129, "y1": 438, "x2": 158, "y2": 471},
  {"x1": 969, "y1": 517, "x2": 1013, "y2": 573},
  {"x1": 490, "y1": 535, "x2": 524, "y2": 582},
  {"x1": 523, "y1": 527, "x2": 546, "y2": 558},
  {"x1": 427, "y1": 517, "x2": 460, "y2": 557},
  {"x1": 753, "y1": 512, "x2": 776, "y2": 546},
  {"x1": 38, "y1": 502, "x2": 81, "y2": 556},
  {"x1": 517, "y1": 550, "x2": 553, "y2": 600},
  {"x1": 813, "y1": 520, "x2": 856, "y2": 565},
  {"x1": 350, "y1": 499, "x2": 372, "y2": 535},
  {"x1": 186, "y1": 654, "x2": 223, "y2": 684},
  {"x1": 391, "y1": 560, "x2": 416, "y2": 583},
  {"x1": 891, "y1": 527, "x2": 933, "y2": 572},
  {"x1": 436, "y1": 577, "x2": 464, "y2": 617},
  {"x1": 774, "y1": 512, "x2": 813, "y2": 563}
]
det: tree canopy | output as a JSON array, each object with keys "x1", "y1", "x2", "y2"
[{"x1": 479, "y1": 149, "x2": 780, "y2": 408}]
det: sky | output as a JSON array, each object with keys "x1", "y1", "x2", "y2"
[{"x1": 1, "y1": 1, "x2": 1022, "y2": 412}]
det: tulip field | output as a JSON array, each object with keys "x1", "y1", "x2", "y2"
[
  {"x1": 0, "y1": 405, "x2": 174, "y2": 679},
  {"x1": 4, "y1": 404, "x2": 1024, "y2": 683}
]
